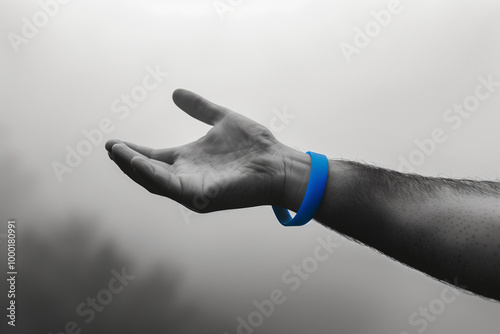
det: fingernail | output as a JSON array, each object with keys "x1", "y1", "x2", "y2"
[{"x1": 131, "y1": 157, "x2": 147, "y2": 170}]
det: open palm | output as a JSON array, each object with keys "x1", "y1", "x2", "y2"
[{"x1": 106, "y1": 89, "x2": 299, "y2": 213}]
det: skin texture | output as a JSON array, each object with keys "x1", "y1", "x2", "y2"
[
  {"x1": 314, "y1": 161, "x2": 500, "y2": 301},
  {"x1": 106, "y1": 89, "x2": 500, "y2": 301},
  {"x1": 106, "y1": 89, "x2": 308, "y2": 213}
]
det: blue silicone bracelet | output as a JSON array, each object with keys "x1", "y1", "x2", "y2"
[{"x1": 272, "y1": 151, "x2": 329, "y2": 226}]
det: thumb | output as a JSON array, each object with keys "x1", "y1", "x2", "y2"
[{"x1": 172, "y1": 89, "x2": 229, "y2": 126}]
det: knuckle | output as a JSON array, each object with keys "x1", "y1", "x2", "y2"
[{"x1": 150, "y1": 149, "x2": 159, "y2": 159}]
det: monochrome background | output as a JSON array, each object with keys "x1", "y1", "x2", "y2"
[{"x1": 1, "y1": 0, "x2": 499, "y2": 333}]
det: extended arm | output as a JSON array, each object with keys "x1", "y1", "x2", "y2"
[
  {"x1": 280, "y1": 155, "x2": 500, "y2": 300},
  {"x1": 106, "y1": 89, "x2": 500, "y2": 301}
]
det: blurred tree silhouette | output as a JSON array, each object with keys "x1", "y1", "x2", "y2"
[
  {"x1": 1, "y1": 220, "x2": 201, "y2": 334},
  {"x1": 0, "y1": 131, "x2": 204, "y2": 333}
]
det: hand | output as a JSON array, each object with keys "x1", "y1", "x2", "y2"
[{"x1": 105, "y1": 89, "x2": 310, "y2": 213}]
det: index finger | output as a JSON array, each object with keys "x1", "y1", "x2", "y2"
[{"x1": 123, "y1": 141, "x2": 179, "y2": 165}]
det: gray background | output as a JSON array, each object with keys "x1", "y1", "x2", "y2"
[{"x1": 1, "y1": 0, "x2": 499, "y2": 333}]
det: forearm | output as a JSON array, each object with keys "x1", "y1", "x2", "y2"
[{"x1": 279, "y1": 150, "x2": 500, "y2": 300}]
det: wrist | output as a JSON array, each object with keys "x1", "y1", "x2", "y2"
[{"x1": 274, "y1": 145, "x2": 311, "y2": 212}]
